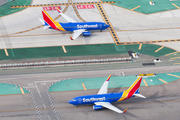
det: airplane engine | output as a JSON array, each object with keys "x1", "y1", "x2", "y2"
[
  {"x1": 93, "y1": 105, "x2": 103, "y2": 110},
  {"x1": 82, "y1": 31, "x2": 91, "y2": 36}
]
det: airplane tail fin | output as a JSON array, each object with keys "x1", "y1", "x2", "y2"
[
  {"x1": 126, "y1": 77, "x2": 145, "y2": 98},
  {"x1": 41, "y1": 10, "x2": 57, "y2": 30}
]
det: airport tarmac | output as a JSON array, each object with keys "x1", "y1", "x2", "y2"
[
  {"x1": 0, "y1": 65, "x2": 180, "y2": 119},
  {"x1": 1, "y1": 0, "x2": 180, "y2": 120},
  {"x1": 0, "y1": 0, "x2": 180, "y2": 51}
]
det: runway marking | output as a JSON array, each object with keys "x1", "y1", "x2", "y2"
[
  {"x1": 4, "y1": 49, "x2": 9, "y2": 56},
  {"x1": 20, "y1": 87, "x2": 25, "y2": 94},
  {"x1": 165, "y1": 51, "x2": 179, "y2": 56},
  {"x1": 143, "y1": 79, "x2": 148, "y2": 86},
  {"x1": 138, "y1": 44, "x2": 142, "y2": 50},
  {"x1": 96, "y1": 3, "x2": 121, "y2": 45},
  {"x1": 82, "y1": 83, "x2": 87, "y2": 90},
  {"x1": 131, "y1": 5, "x2": 140, "y2": 11},
  {"x1": 170, "y1": 57, "x2": 180, "y2": 60},
  {"x1": 11, "y1": 1, "x2": 115, "y2": 8},
  {"x1": 155, "y1": 46, "x2": 164, "y2": 52},
  {"x1": 172, "y1": 3, "x2": 180, "y2": 9},
  {"x1": 167, "y1": 73, "x2": 180, "y2": 78},
  {"x1": 158, "y1": 78, "x2": 167, "y2": 84},
  {"x1": 62, "y1": 46, "x2": 67, "y2": 53}
]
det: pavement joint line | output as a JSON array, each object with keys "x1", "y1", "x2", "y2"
[
  {"x1": 82, "y1": 83, "x2": 87, "y2": 90},
  {"x1": 62, "y1": 46, "x2": 67, "y2": 53},
  {"x1": 158, "y1": 78, "x2": 167, "y2": 84},
  {"x1": 131, "y1": 5, "x2": 140, "y2": 11},
  {"x1": 4, "y1": 49, "x2": 9, "y2": 56},
  {"x1": 170, "y1": 57, "x2": 180, "y2": 60},
  {"x1": 20, "y1": 87, "x2": 25, "y2": 94},
  {"x1": 138, "y1": 44, "x2": 142, "y2": 50},
  {"x1": 172, "y1": 3, "x2": 180, "y2": 9},
  {"x1": 155, "y1": 46, "x2": 164, "y2": 52},
  {"x1": 143, "y1": 79, "x2": 148, "y2": 86},
  {"x1": 165, "y1": 51, "x2": 179, "y2": 56},
  {"x1": 167, "y1": 73, "x2": 180, "y2": 78}
]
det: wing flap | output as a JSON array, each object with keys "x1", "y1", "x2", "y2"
[{"x1": 95, "y1": 102, "x2": 127, "y2": 113}]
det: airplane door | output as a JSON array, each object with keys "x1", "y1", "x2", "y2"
[
  {"x1": 100, "y1": 24, "x2": 102, "y2": 29},
  {"x1": 78, "y1": 98, "x2": 82, "y2": 103}
]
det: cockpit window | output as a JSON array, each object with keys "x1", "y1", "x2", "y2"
[{"x1": 72, "y1": 99, "x2": 76, "y2": 101}]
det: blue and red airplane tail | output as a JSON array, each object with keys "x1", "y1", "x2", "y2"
[
  {"x1": 41, "y1": 10, "x2": 66, "y2": 31},
  {"x1": 118, "y1": 77, "x2": 145, "y2": 101}
]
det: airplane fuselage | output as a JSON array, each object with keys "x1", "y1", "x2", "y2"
[
  {"x1": 51, "y1": 22, "x2": 109, "y2": 32},
  {"x1": 68, "y1": 91, "x2": 136, "y2": 105}
]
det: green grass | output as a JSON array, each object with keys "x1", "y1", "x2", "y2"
[
  {"x1": 0, "y1": 44, "x2": 175, "y2": 60},
  {"x1": 0, "y1": 83, "x2": 29, "y2": 95},
  {"x1": 49, "y1": 72, "x2": 180, "y2": 92},
  {"x1": 0, "y1": 0, "x2": 32, "y2": 17},
  {"x1": 104, "y1": 0, "x2": 180, "y2": 14}
]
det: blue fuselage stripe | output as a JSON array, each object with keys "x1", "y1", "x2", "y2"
[
  {"x1": 71, "y1": 92, "x2": 124, "y2": 105},
  {"x1": 59, "y1": 22, "x2": 108, "y2": 32}
]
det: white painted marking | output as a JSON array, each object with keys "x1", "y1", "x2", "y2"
[
  {"x1": 141, "y1": 109, "x2": 149, "y2": 120},
  {"x1": 34, "y1": 82, "x2": 42, "y2": 98},
  {"x1": 43, "y1": 104, "x2": 46, "y2": 109},
  {"x1": 48, "y1": 115, "x2": 51, "y2": 120}
]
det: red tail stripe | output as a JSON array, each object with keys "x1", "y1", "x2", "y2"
[
  {"x1": 127, "y1": 77, "x2": 142, "y2": 98},
  {"x1": 42, "y1": 11, "x2": 56, "y2": 29}
]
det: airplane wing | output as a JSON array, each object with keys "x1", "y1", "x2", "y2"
[
  {"x1": 97, "y1": 75, "x2": 111, "y2": 94},
  {"x1": 95, "y1": 102, "x2": 127, "y2": 113},
  {"x1": 56, "y1": 7, "x2": 77, "y2": 23},
  {"x1": 70, "y1": 29, "x2": 86, "y2": 40}
]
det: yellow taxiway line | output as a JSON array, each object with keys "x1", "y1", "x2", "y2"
[
  {"x1": 62, "y1": 46, "x2": 67, "y2": 53},
  {"x1": 170, "y1": 57, "x2": 180, "y2": 60},
  {"x1": 82, "y1": 83, "x2": 87, "y2": 90},
  {"x1": 165, "y1": 51, "x2": 178, "y2": 56},
  {"x1": 173, "y1": 63, "x2": 180, "y2": 65},
  {"x1": 138, "y1": 44, "x2": 142, "y2": 50},
  {"x1": 143, "y1": 79, "x2": 148, "y2": 86},
  {"x1": 158, "y1": 78, "x2": 167, "y2": 84},
  {"x1": 155, "y1": 46, "x2": 164, "y2": 52},
  {"x1": 167, "y1": 73, "x2": 180, "y2": 78},
  {"x1": 20, "y1": 87, "x2": 25, "y2": 94},
  {"x1": 131, "y1": 5, "x2": 140, "y2": 11},
  {"x1": 4, "y1": 49, "x2": 9, "y2": 56},
  {"x1": 172, "y1": 3, "x2": 180, "y2": 9}
]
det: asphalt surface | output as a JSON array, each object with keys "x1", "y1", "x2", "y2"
[{"x1": 0, "y1": 65, "x2": 180, "y2": 120}]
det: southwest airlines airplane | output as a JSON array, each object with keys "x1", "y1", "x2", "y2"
[
  {"x1": 68, "y1": 75, "x2": 146, "y2": 113},
  {"x1": 39, "y1": 7, "x2": 110, "y2": 40}
]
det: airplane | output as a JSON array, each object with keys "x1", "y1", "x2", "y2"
[
  {"x1": 39, "y1": 7, "x2": 110, "y2": 40},
  {"x1": 68, "y1": 75, "x2": 146, "y2": 113}
]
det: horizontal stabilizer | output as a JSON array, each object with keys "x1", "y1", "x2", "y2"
[
  {"x1": 133, "y1": 94, "x2": 146, "y2": 98},
  {"x1": 39, "y1": 18, "x2": 50, "y2": 30}
]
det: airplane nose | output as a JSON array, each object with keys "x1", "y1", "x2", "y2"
[
  {"x1": 106, "y1": 24, "x2": 110, "y2": 28},
  {"x1": 68, "y1": 100, "x2": 73, "y2": 104}
]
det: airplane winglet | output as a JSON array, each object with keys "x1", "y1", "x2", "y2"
[
  {"x1": 123, "y1": 108, "x2": 128, "y2": 113},
  {"x1": 106, "y1": 75, "x2": 111, "y2": 81},
  {"x1": 70, "y1": 36, "x2": 74, "y2": 40},
  {"x1": 56, "y1": 7, "x2": 61, "y2": 13}
]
